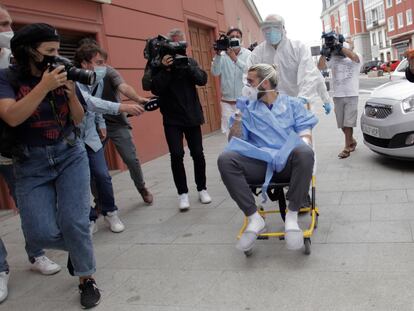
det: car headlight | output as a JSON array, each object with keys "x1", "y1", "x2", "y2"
[{"x1": 402, "y1": 97, "x2": 414, "y2": 113}]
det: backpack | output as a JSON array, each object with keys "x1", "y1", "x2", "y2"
[{"x1": 0, "y1": 68, "x2": 23, "y2": 159}]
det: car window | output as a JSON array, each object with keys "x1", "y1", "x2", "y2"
[{"x1": 396, "y1": 59, "x2": 408, "y2": 72}]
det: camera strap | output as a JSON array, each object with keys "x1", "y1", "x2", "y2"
[
  {"x1": 91, "y1": 84, "x2": 99, "y2": 97},
  {"x1": 48, "y1": 91, "x2": 77, "y2": 146}
]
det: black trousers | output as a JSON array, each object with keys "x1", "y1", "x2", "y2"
[{"x1": 163, "y1": 124, "x2": 207, "y2": 194}]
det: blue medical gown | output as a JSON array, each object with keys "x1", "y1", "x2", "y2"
[{"x1": 225, "y1": 94, "x2": 318, "y2": 201}]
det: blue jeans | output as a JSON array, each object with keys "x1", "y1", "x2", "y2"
[
  {"x1": 0, "y1": 164, "x2": 44, "y2": 262},
  {"x1": 86, "y1": 146, "x2": 117, "y2": 222},
  {"x1": 14, "y1": 140, "x2": 95, "y2": 276},
  {"x1": 0, "y1": 239, "x2": 8, "y2": 273}
]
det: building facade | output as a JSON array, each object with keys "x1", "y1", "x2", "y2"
[
  {"x1": 364, "y1": 0, "x2": 391, "y2": 61},
  {"x1": 321, "y1": 0, "x2": 372, "y2": 62},
  {"x1": 385, "y1": 0, "x2": 414, "y2": 60},
  {"x1": 0, "y1": 0, "x2": 262, "y2": 210}
]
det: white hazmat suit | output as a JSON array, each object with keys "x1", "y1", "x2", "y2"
[{"x1": 246, "y1": 15, "x2": 331, "y2": 110}]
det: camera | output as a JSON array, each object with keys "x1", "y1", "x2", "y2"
[
  {"x1": 320, "y1": 31, "x2": 345, "y2": 61},
  {"x1": 213, "y1": 34, "x2": 240, "y2": 51},
  {"x1": 50, "y1": 56, "x2": 96, "y2": 85},
  {"x1": 144, "y1": 35, "x2": 189, "y2": 69}
]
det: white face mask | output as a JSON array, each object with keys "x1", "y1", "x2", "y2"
[
  {"x1": 0, "y1": 31, "x2": 13, "y2": 49},
  {"x1": 241, "y1": 72, "x2": 275, "y2": 101}
]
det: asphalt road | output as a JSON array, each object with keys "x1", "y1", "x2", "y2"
[{"x1": 359, "y1": 74, "x2": 391, "y2": 93}]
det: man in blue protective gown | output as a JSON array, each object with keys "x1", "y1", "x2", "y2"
[{"x1": 217, "y1": 63, "x2": 318, "y2": 252}]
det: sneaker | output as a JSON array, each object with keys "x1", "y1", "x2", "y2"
[
  {"x1": 79, "y1": 278, "x2": 101, "y2": 309},
  {"x1": 198, "y1": 190, "x2": 212, "y2": 204},
  {"x1": 104, "y1": 211, "x2": 125, "y2": 233},
  {"x1": 30, "y1": 255, "x2": 61, "y2": 275},
  {"x1": 0, "y1": 271, "x2": 9, "y2": 303},
  {"x1": 89, "y1": 221, "x2": 98, "y2": 235},
  {"x1": 179, "y1": 193, "x2": 190, "y2": 211},
  {"x1": 139, "y1": 187, "x2": 154, "y2": 205}
]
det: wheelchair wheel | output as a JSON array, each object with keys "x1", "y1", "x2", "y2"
[
  {"x1": 304, "y1": 238, "x2": 311, "y2": 255},
  {"x1": 244, "y1": 249, "x2": 253, "y2": 257}
]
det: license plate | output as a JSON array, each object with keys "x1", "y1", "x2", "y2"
[{"x1": 362, "y1": 124, "x2": 380, "y2": 137}]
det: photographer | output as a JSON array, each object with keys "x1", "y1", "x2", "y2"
[
  {"x1": 211, "y1": 28, "x2": 251, "y2": 136},
  {"x1": 0, "y1": 6, "x2": 61, "y2": 304},
  {"x1": 0, "y1": 23, "x2": 100, "y2": 308},
  {"x1": 150, "y1": 28, "x2": 212, "y2": 211},
  {"x1": 246, "y1": 14, "x2": 332, "y2": 114},
  {"x1": 318, "y1": 36, "x2": 361, "y2": 159}
]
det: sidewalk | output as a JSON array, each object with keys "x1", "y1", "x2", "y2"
[{"x1": 2, "y1": 95, "x2": 414, "y2": 311}]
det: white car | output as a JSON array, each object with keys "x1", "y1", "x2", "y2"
[
  {"x1": 390, "y1": 58, "x2": 408, "y2": 81},
  {"x1": 361, "y1": 78, "x2": 414, "y2": 159}
]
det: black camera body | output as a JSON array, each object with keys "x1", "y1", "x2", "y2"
[
  {"x1": 159, "y1": 40, "x2": 188, "y2": 68},
  {"x1": 144, "y1": 35, "x2": 189, "y2": 69},
  {"x1": 213, "y1": 34, "x2": 240, "y2": 51},
  {"x1": 320, "y1": 31, "x2": 345, "y2": 61},
  {"x1": 50, "y1": 56, "x2": 96, "y2": 85}
]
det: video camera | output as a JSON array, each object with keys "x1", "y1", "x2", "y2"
[
  {"x1": 143, "y1": 35, "x2": 189, "y2": 69},
  {"x1": 213, "y1": 34, "x2": 240, "y2": 51},
  {"x1": 50, "y1": 56, "x2": 96, "y2": 85},
  {"x1": 320, "y1": 31, "x2": 345, "y2": 61}
]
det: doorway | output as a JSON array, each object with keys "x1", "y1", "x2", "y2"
[{"x1": 188, "y1": 23, "x2": 220, "y2": 134}]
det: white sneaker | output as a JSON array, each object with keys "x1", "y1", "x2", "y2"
[
  {"x1": 0, "y1": 271, "x2": 9, "y2": 303},
  {"x1": 179, "y1": 193, "x2": 190, "y2": 211},
  {"x1": 104, "y1": 211, "x2": 125, "y2": 233},
  {"x1": 89, "y1": 220, "x2": 98, "y2": 235},
  {"x1": 198, "y1": 190, "x2": 212, "y2": 204},
  {"x1": 30, "y1": 256, "x2": 61, "y2": 275}
]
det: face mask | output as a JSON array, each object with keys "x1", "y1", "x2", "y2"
[
  {"x1": 34, "y1": 54, "x2": 56, "y2": 71},
  {"x1": 265, "y1": 28, "x2": 282, "y2": 45},
  {"x1": 94, "y1": 66, "x2": 107, "y2": 82},
  {"x1": 241, "y1": 71, "x2": 276, "y2": 101},
  {"x1": 0, "y1": 31, "x2": 13, "y2": 49}
]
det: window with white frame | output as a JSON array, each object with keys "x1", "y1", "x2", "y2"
[
  {"x1": 407, "y1": 9, "x2": 413, "y2": 25},
  {"x1": 372, "y1": 32, "x2": 376, "y2": 45},
  {"x1": 397, "y1": 12, "x2": 404, "y2": 28},
  {"x1": 323, "y1": 15, "x2": 331, "y2": 32},
  {"x1": 378, "y1": 4, "x2": 385, "y2": 20},
  {"x1": 386, "y1": 0, "x2": 392, "y2": 9},
  {"x1": 339, "y1": 4, "x2": 349, "y2": 36},
  {"x1": 388, "y1": 16, "x2": 394, "y2": 31},
  {"x1": 378, "y1": 31, "x2": 383, "y2": 44},
  {"x1": 396, "y1": 0, "x2": 402, "y2": 4}
]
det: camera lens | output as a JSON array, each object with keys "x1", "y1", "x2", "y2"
[{"x1": 67, "y1": 67, "x2": 96, "y2": 85}]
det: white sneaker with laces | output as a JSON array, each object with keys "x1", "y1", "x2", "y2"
[
  {"x1": 179, "y1": 193, "x2": 190, "y2": 211},
  {"x1": 198, "y1": 190, "x2": 212, "y2": 204},
  {"x1": 104, "y1": 211, "x2": 125, "y2": 233},
  {"x1": 0, "y1": 271, "x2": 9, "y2": 303},
  {"x1": 89, "y1": 220, "x2": 98, "y2": 235},
  {"x1": 30, "y1": 255, "x2": 61, "y2": 275}
]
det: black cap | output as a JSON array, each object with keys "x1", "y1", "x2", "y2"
[{"x1": 11, "y1": 23, "x2": 60, "y2": 54}]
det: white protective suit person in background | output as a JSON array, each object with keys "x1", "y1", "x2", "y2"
[{"x1": 246, "y1": 14, "x2": 332, "y2": 114}]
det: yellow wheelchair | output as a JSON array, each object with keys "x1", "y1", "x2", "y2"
[{"x1": 237, "y1": 176, "x2": 319, "y2": 256}]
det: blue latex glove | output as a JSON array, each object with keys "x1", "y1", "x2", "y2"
[{"x1": 323, "y1": 102, "x2": 332, "y2": 115}]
